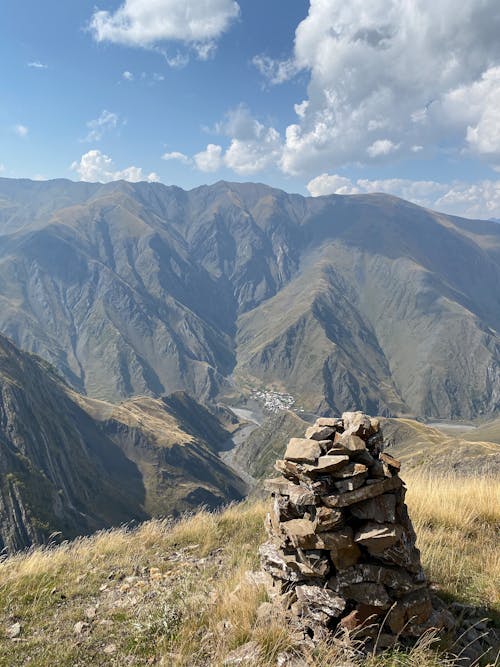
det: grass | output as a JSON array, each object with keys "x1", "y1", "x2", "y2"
[{"x1": 0, "y1": 474, "x2": 498, "y2": 666}]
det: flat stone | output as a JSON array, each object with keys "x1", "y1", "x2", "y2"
[
  {"x1": 334, "y1": 473, "x2": 367, "y2": 493},
  {"x1": 350, "y1": 493, "x2": 397, "y2": 523},
  {"x1": 224, "y1": 641, "x2": 262, "y2": 665},
  {"x1": 332, "y1": 563, "x2": 417, "y2": 593},
  {"x1": 281, "y1": 518, "x2": 317, "y2": 545},
  {"x1": 315, "y1": 417, "x2": 343, "y2": 428},
  {"x1": 354, "y1": 522, "x2": 403, "y2": 553},
  {"x1": 284, "y1": 438, "x2": 322, "y2": 463},
  {"x1": 321, "y1": 475, "x2": 402, "y2": 508},
  {"x1": 335, "y1": 432, "x2": 367, "y2": 453},
  {"x1": 275, "y1": 459, "x2": 307, "y2": 481},
  {"x1": 330, "y1": 462, "x2": 368, "y2": 479},
  {"x1": 313, "y1": 506, "x2": 344, "y2": 532},
  {"x1": 294, "y1": 585, "x2": 346, "y2": 621},
  {"x1": 342, "y1": 582, "x2": 391, "y2": 608},
  {"x1": 380, "y1": 452, "x2": 401, "y2": 471},
  {"x1": 305, "y1": 425, "x2": 335, "y2": 441},
  {"x1": 318, "y1": 527, "x2": 354, "y2": 550},
  {"x1": 303, "y1": 454, "x2": 349, "y2": 474}
]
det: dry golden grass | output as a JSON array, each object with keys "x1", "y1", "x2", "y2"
[
  {"x1": 0, "y1": 475, "x2": 498, "y2": 666},
  {"x1": 404, "y1": 472, "x2": 500, "y2": 609}
]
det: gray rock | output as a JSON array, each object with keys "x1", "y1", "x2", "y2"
[
  {"x1": 322, "y1": 475, "x2": 402, "y2": 508},
  {"x1": 305, "y1": 425, "x2": 335, "y2": 441}
]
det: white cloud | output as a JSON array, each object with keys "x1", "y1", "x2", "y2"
[
  {"x1": 90, "y1": 0, "x2": 240, "y2": 57},
  {"x1": 27, "y1": 61, "x2": 48, "y2": 69},
  {"x1": 71, "y1": 149, "x2": 159, "y2": 183},
  {"x1": 245, "y1": 0, "x2": 500, "y2": 174},
  {"x1": 192, "y1": 106, "x2": 282, "y2": 175},
  {"x1": 84, "y1": 110, "x2": 121, "y2": 142},
  {"x1": 252, "y1": 54, "x2": 299, "y2": 85},
  {"x1": 161, "y1": 151, "x2": 191, "y2": 164},
  {"x1": 14, "y1": 124, "x2": 28, "y2": 137},
  {"x1": 194, "y1": 144, "x2": 223, "y2": 172},
  {"x1": 122, "y1": 70, "x2": 134, "y2": 80},
  {"x1": 442, "y1": 66, "x2": 500, "y2": 164},
  {"x1": 306, "y1": 173, "x2": 500, "y2": 220},
  {"x1": 0, "y1": 164, "x2": 5, "y2": 173},
  {"x1": 366, "y1": 139, "x2": 399, "y2": 158}
]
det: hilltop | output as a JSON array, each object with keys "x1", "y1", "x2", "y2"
[{"x1": 0, "y1": 473, "x2": 498, "y2": 666}]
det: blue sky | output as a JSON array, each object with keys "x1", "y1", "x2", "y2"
[{"x1": 1, "y1": 0, "x2": 500, "y2": 219}]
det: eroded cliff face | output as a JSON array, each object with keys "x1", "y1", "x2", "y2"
[{"x1": 0, "y1": 335, "x2": 245, "y2": 552}]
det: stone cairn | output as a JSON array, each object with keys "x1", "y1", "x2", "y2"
[{"x1": 259, "y1": 411, "x2": 453, "y2": 649}]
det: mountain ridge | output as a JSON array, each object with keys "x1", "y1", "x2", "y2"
[{"x1": 1, "y1": 177, "x2": 500, "y2": 418}]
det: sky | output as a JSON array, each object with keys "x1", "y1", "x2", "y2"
[{"x1": 1, "y1": 0, "x2": 500, "y2": 219}]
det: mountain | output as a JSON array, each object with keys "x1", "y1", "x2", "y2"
[
  {"x1": 0, "y1": 333, "x2": 244, "y2": 552},
  {"x1": 1, "y1": 177, "x2": 500, "y2": 418}
]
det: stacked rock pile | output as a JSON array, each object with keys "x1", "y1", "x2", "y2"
[{"x1": 260, "y1": 411, "x2": 453, "y2": 648}]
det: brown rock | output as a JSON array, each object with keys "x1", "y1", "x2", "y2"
[
  {"x1": 380, "y1": 452, "x2": 401, "y2": 471},
  {"x1": 313, "y1": 506, "x2": 344, "y2": 532},
  {"x1": 335, "y1": 433, "x2": 367, "y2": 453},
  {"x1": 342, "y1": 582, "x2": 391, "y2": 608},
  {"x1": 340, "y1": 605, "x2": 382, "y2": 634},
  {"x1": 288, "y1": 485, "x2": 316, "y2": 506},
  {"x1": 284, "y1": 438, "x2": 322, "y2": 463},
  {"x1": 303, "y1": 454, "x2": 350, "y2": 474},
  {"x1": 350, "y1": 494, "x2": 397, "y2": 523},
  {"x1": 330, "y1": 543, "x2": 362, "y2": 570},
  {"x1": 322, "y1": 475, "x2": 402, "y2": 508},
  {"x1": 296, "y1": 550, "x2": 331, "y2": 577},
  {"x1": 401, "y1": 589, "x2": 433, "y2": 626},
  {"x1": 305, "y1": 425, "x2": 335, "y2": 441},
  {"x1": 282, "y1": 519, "x2": 318, "y2": 549},
  {"x1": 316, "y1": 417, "x2": 343, "y2": 428},
  {"x1": 330, "y1": 462, "x2": 368, "y2": 479},
  {"x1": 334, "y1": 473, "x2": 367, "y2": 493},
  {"x1": 354, "y1": 522, "x2": 403, "y2": 553}
]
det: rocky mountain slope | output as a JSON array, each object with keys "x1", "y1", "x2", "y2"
[
  {"x1": 0, "y1": 333, "x2": 244, "y2": 552},
  {"x1": 1, "y1": 178, "x2": 500, "y2": 418}
]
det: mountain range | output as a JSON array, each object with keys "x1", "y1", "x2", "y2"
[{"x1": 1, "y1": 177, "x2": 500, "y2": 419}]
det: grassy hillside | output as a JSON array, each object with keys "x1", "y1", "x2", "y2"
[{"x1": 0, "y1": 472, "x2": 497, "y2": 666}]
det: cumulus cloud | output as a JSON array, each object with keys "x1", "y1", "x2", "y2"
[
  {"x1": 122, "y1": 70, "x2": 134, "y2": 80},
  {"x1": 83, "y1": 110, "x2": 121, "y2": 142},
  {"x1": 71, "y1": 149, "x2": 159, "y2": 183},
  {"x1": 90, "y1": 0, "x2": 240, "y2": 61},
  {"x1": 366, "y1": 139, "x2": 399, "y2": 158},
  {"x1": 194, "y1": 144, "x2": 224, "y2": 172},
  {"x1": 442, "y1": 66, "x2": 500, "y2": 165},
  {"x1": 245, "y1": 0, "x2": 500, "y2": 174},
  {"x1": 306, "y1": 173, "x2": 500, "y2": 220},
  {"x1": 27, "y1": 61, "x2": 48, "y2": 69},
  {"x1": 161, "y1": 151, "x2": 191, "y2": 164},
  {"x1": 14, "y1": 124, "x2": 28, "y2": 137},
  {"x1": 190, "y1": 106, "x2": 282, "y2": 175}
]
